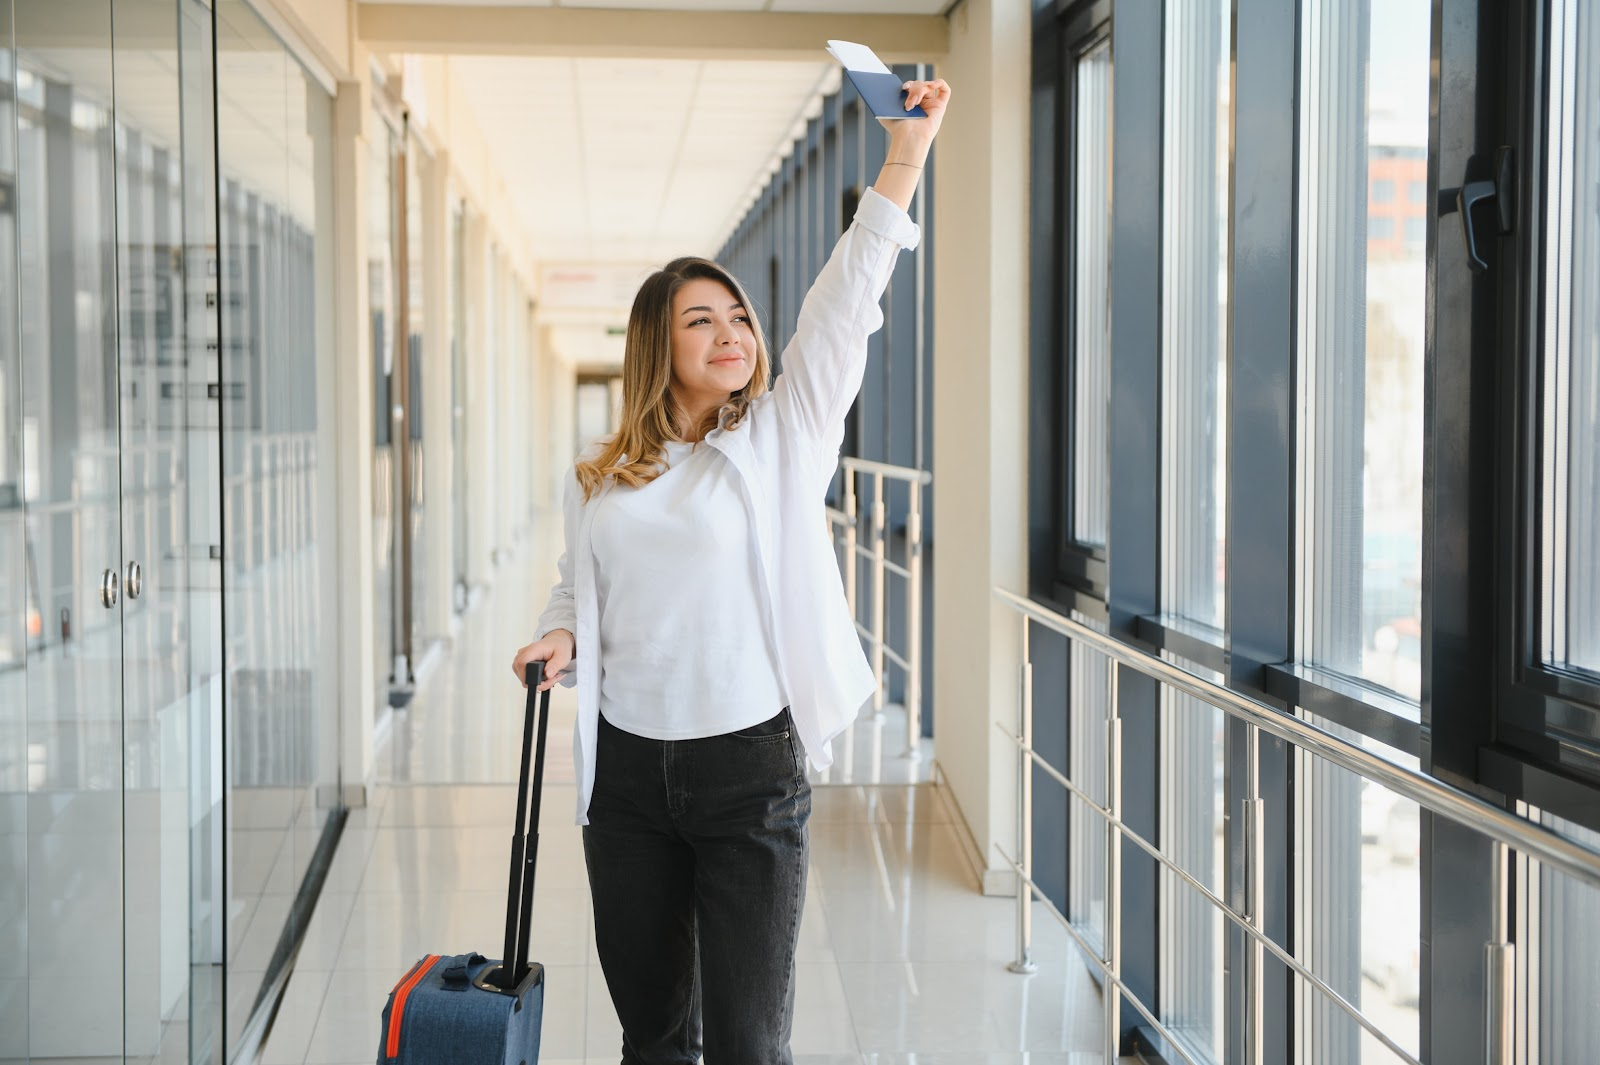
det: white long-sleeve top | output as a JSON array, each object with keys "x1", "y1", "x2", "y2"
[
  {"x1": 590, "y1": 439, "x2": 787, "y2": 738},
  {"x1": 536, "y1": 186, "x2": 922, "y2": 825}
]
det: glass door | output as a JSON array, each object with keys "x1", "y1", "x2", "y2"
[
  {"x1": 113, "y1": 0, "x2": 224, "y2": 1059},
  {"x1": 11, "y1": 4, "x2": 130, "y2": 1059}
]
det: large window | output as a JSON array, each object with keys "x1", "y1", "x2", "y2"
[
  {"x1": 1069, "y1": 36, "x2": 1112, "y2": 550},
  {"x1": 1160, "y1": 0, "x2": 1229, "y2": 631},
  {"x1": 1296, "y1": 0, "x2": 1429, "y2": 703},
  {"x1": 1539, "y1": 0, "x2": 1600, "y2": 679}
]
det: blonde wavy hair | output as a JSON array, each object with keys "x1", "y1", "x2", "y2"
[{"x1": 576, "y1": 257, "x2": 771, "y2": 502}]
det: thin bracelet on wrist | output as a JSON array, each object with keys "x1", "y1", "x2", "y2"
[{"x1": 885, "y1": 161, "x2": 924, "y2": 170}]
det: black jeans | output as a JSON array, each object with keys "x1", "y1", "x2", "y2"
[{"x1": 583, "y1": 708, "x2": 812, "y2": 1065}]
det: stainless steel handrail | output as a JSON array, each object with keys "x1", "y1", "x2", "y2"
[
  {"x1": 995, "y1": 586, "x2": 1600, "y2": 888},
  {"x1": 994, "y1": 585, "x2": 1600, "y2": 1065},
  {"x1": 827, "y1": 457, "x2": 931, "y2": 757}
]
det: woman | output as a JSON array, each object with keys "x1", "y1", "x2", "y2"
[{"x1": 511, "y1": 77, "x2": 951, "y2": 1065}]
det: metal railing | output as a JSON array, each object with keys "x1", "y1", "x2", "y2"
[
  {"x1": 994, "y1": 586, "x2": 1600, "y2": 1065},
  {"x1": 827, "y1": 457, "x2": 932, "y2": 756}
]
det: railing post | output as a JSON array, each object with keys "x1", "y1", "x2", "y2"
[
  {"x1": 1009, "y1": 613, "x2": 1038, "y2": 975},
  {"x1": 905, "y1": 481, "x2": 924, "y2": 759},
  {"x1": 1244, "y1": 725, "x2": 1265, "y2": 1065},
  {"x1": 870, "y1": 473, "x2": 887, "y2": 719},
  {"x1": 842, "y1": 467, "x2": 858, "y2": 624},
  {"x1": 1486, "y1": 840, "x2": 1514, "y2": 1065},
  {"x1": 1105, "y1": 657, "x2": 1122, "y2": 1065}
]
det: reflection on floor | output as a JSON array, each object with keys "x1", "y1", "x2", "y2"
[{"x1": 258, "y1": 544, "x2": 1106, "y2": 1065}]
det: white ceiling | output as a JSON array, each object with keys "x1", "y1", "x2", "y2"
[{"x1": 447, "y1": 53, "x2": 843, "y2": 264}]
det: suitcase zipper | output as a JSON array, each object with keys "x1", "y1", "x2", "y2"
[{"x1": 386, "y1": 954, "x2": 441, "y2": 1059}]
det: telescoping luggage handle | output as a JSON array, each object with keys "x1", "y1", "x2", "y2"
[{"x1": 483, "y1": 660, "x2": 551, "y2": 992}]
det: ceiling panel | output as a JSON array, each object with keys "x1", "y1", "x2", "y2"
[{"x1": 447, "y1": 51, "x2": 833, "y2": 269}]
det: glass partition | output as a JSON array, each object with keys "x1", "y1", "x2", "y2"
[
  {"x1": 113, "y1": 0, "x2": 220, "y2": 1059},
  {"x1": 0, "y1": 12, "x2": 27, "y2": 1061},
  {"x1": 13, "y1": 5, "x2": 128, "y2": 1058},
  {"x1": 215, "y1": 0, "x2": 337, "y2": 1052}
]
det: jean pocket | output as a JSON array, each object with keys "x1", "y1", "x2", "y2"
[{"x1": 728, "y1": 709, "x2": 792, "y2": 743}]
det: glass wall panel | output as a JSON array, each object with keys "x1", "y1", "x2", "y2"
[
  {"x1": 0, "y1": 14, "x2": 26, "y2": 1062},
  {"x1": 13, "y1": 6, "x2": 128, "y2": 1057},
  {"x1": 215, "y1": 1, "x2": 336, "y2": 1051},
  {"x1": 1540, "y1": 0, "x2": 1600, "y2": 675},
  {"x1": 1068, "y1": 613, "x2": 1110, "y2": 952},
  {"x1": 1294, "y1": 716, "x2": 1420, "y2": 1063},
  {"x1": 1158, "y1": 677, "x2": 1225, "y2": 1062},
  {"x1": 369, "y1": 108, "x2": 397, "y2": 706},
  {"x1": 404, "y1": 140, "x2": 427, "y2": 656},
  {"x1": 449, "y1": 200, "x2": 468, "y2": 611},
  {"x1": 113, "y1": 0, "x2": 219, "y2": 1059},
  {"x1": 1070, "y1": 38, "x2": 1111, "y2": 547},
  {"x1": 1160, "y1": 0, "x2": 1229, "y2": 628},
  {"x1": 1296, "y1": 0, "x2": 1429, "y2": 700},
  {"x1": 1534, "y1": 813, "x2": 1600, "y2": 1060}
]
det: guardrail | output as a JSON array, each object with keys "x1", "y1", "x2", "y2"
[
  {"x1": 993, "y1": 585, "x2": 1600, "y2": 1065},
  {"x1": 827, "y1": 457, "x2": 932, "y2": 757}
]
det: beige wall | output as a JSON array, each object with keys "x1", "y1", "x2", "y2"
[{"x1": 931, "y1": 0, "x2": 1033, "y2": 895}]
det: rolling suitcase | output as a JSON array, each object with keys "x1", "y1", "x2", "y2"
[{"x1": 376, "y1": 662, "x2": 553, "y2": 1065}]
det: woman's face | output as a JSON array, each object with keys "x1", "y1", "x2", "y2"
[{"x1": 669, "y1": 278, "x2": 757, "y2": 412}]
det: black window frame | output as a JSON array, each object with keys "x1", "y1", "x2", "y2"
[
  {"x1": 1473, "y1": 0, "x2": 1600, "y2": 826},
  {"x1": 1032, "y1": 0, "x2": 1113, "y2": 619}
]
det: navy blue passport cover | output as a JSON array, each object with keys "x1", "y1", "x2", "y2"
[{"x1": 841, "y1": 69, "x2": 928, "y2": 119}]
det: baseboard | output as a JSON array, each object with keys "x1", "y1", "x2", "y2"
[{"x1": 931, "y1": 761, "x2": 1017, "y2": 897}]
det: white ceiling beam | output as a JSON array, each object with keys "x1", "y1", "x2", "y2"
[{"x1": 357, "y1": 5, "x2": 949, "y2": 61}]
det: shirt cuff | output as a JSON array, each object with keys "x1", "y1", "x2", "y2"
[{"x1": 856, "y1": 186, "x2": 922, "y2": 250}]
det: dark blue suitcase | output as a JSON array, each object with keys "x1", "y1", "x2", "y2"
[{"x1": 377, "y1": 663, "x2": 552, "y2": 1065}]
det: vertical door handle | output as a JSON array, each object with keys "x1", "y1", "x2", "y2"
[
  {"x1": 100, "y1": 569, "x2": 119, "y2": 609},
  {"x1": 126, "y1": 561, "x2": 143, "y2": 600},
  {"x1": 1438, "y1": 147, "x2": 1515, "y2": 273}
]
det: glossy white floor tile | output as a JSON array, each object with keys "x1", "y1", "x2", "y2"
[{"x1": 257, "y1": 545, "x2": 1105, "y2": 1063}]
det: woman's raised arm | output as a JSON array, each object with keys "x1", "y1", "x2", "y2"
[{"x1": 870, "y1": 79, "x2": 950, "y2": 211}]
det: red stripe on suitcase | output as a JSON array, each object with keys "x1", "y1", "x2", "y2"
[{"x1": 386, "y1": 954, "x2": 441, "y2": 1059}]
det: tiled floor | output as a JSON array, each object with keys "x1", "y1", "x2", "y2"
[{"x1": 256, "y1": 536, "x2": 1107, "y2": 1065}]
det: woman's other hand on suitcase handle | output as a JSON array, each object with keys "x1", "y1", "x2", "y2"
[{"x1": 512, "y1": 630, "x2": 574, "y2": 692}]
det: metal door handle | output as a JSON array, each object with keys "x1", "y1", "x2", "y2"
[
  {"x1": 100, "y1": 569, "x2": 119, "y2": 609},
  {"x1": 126, "y1": 561, "x2": 143, "y2": 600}
]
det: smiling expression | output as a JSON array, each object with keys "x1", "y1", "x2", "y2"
[{"x1": 670, "y1": 277, "x2": 759, "y2": 417}]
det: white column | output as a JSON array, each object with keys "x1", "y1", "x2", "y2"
[
  {"x1": 931, "y1": 0, "x2": 1032, "y2": 896},
  {"x1": 420, "y1": 149, "x2": 455, "y2": 640},
  {"x1": 331, "y1": 74, "x2": 377, "y2": 792}
]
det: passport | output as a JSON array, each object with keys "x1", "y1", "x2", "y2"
[{"x1": 826, "y1": 40, "x2": 928, "y2": 120}]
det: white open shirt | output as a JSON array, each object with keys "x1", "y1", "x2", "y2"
[{"x1": 536, "y1": 187, "x2": 923, "y2": 825}]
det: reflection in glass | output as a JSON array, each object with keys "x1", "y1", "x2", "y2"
[
  {"x1": 13, "y1": 6, "x2": 128, "y2": 1058},
  {"x1": 1067, "y1": 613, "x2": 1110, "y2": 952},
  {"x1": 1294, "y1": 715, "x2": 1421, "y2": 1063},
  {"x1": 113, "y1": 1, "x2": 218, "y2": 1060},
  {"x1": 450, "y1": 201, "x2": 470, "y2": 610},
  {"x1": 370, "y1": 108, "x2": 397, "y2": 710},
  {"x1": 1161, "y1": 0, "x2": 1229, "y2": 630},
  {"x1": 1541, "y1": 0, "x2": 1600, "y2": 675},
  {"x1": 1159, "y1": 673, "x2": 1225, "y2": 1062},
  {"x1": 0, "y1": 18, "x2": 27, "y2": 1063},
  {"x1": 1071, "y1": 37, "x2": 1111, "y2": 548},
  {"x1": 215, "y1": 1, "x2": 336, "y2": 1052},
  {"x1": 1297, "y1": 0, "x2": 1428, "y2": 700},
  {"x1": 405, "y1": 141, "x2": 428, "y2": 658},
  {"x1": 1536, "y1": 813, "x2": 1600, "y2": 1057}
]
